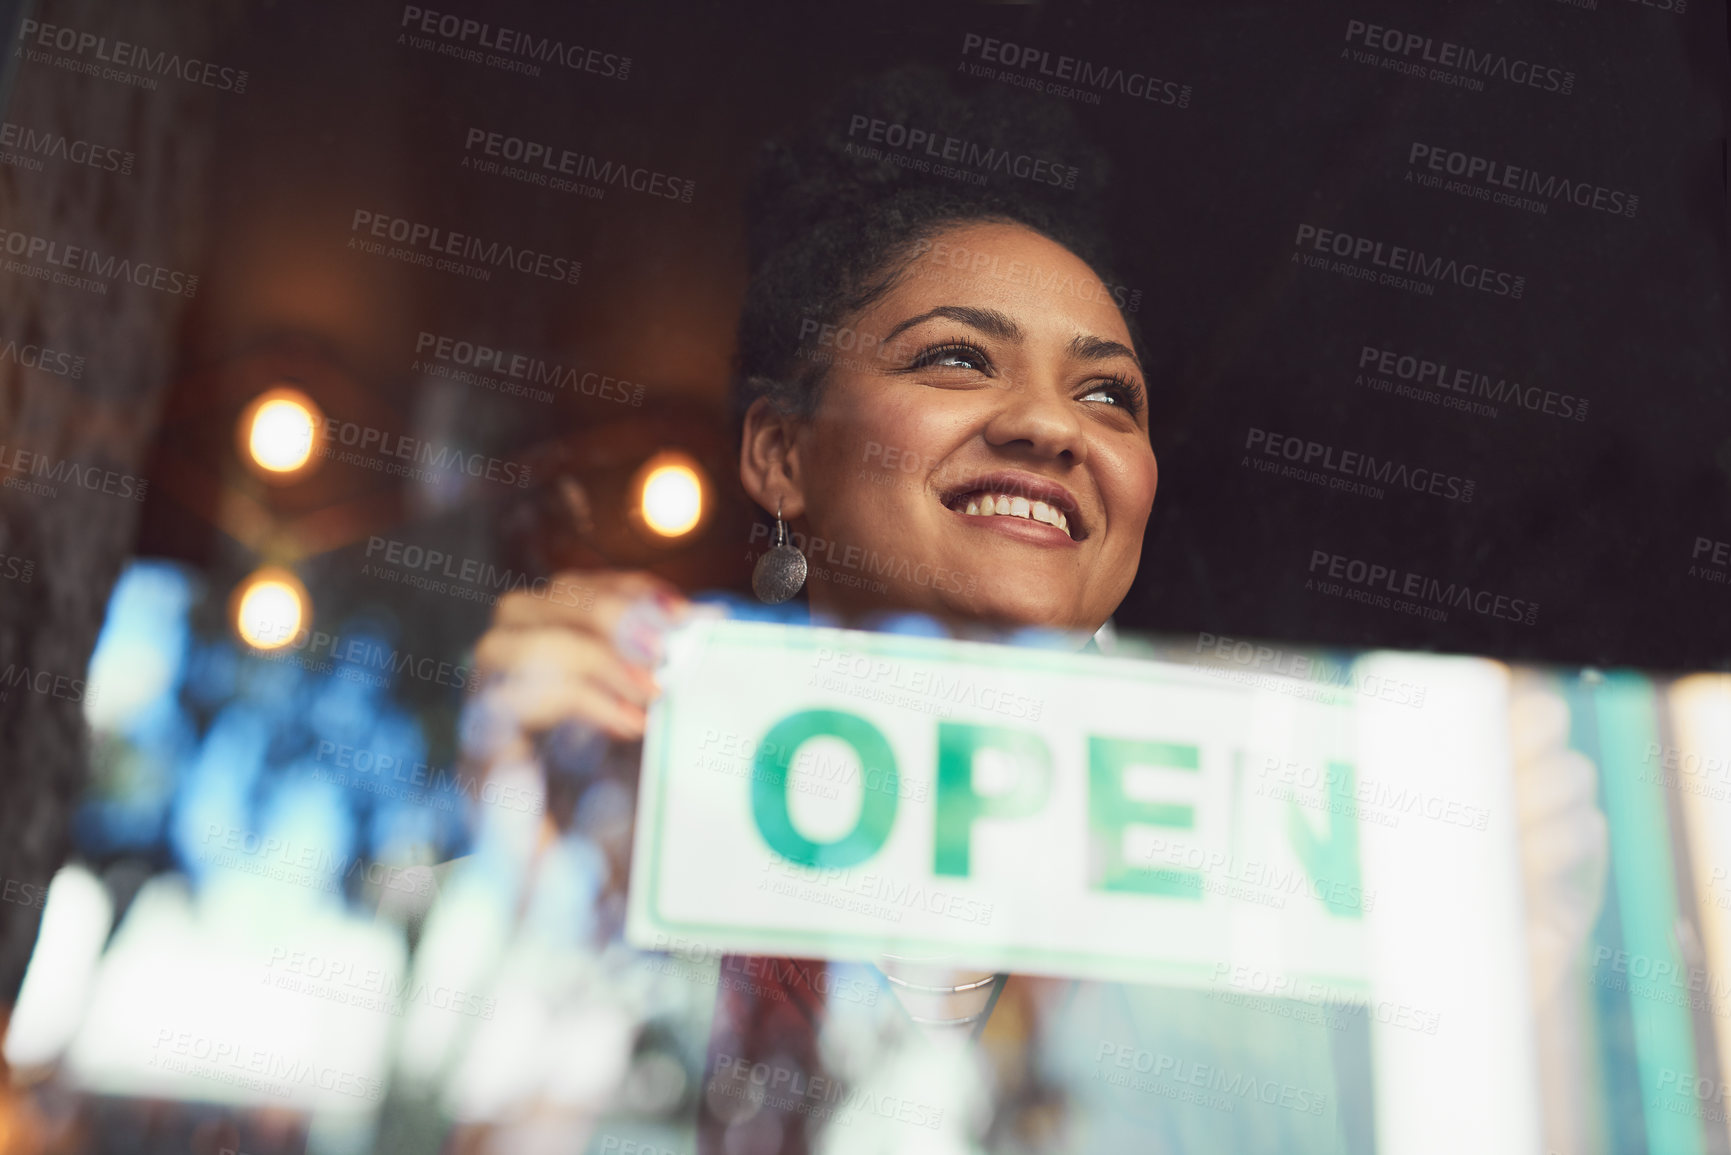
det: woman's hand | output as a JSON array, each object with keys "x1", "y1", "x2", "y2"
[{"x1": 469, "y1": 571, "x2": 692, "y2": 756}]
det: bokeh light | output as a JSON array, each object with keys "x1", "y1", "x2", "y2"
[
  {"x1": 635, "y1": 453, "x2": 707, "y2": 539},
  {"x1": 238, "y1": 386, "x2": 322, "y2": 476},
  {"x1": 231, "y1": 567, "x2": 308, "y2": 651}
]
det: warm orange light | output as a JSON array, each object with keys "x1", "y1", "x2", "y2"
[
  {"x1": 238, "y1": 386, "x2": 323, "y2": 477},
  {"x1": 634, "y1": 453, "x2": 707, "y2": 539},
  {"x1": 231, "y1": 567, "x2": 308, "y2": 651}
]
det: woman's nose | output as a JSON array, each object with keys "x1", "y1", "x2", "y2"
[{"x1": 981, "y1": 380, "x2": 1087, "y2": 462}]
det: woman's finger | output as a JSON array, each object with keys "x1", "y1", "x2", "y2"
[
  {"x1": 474, "y1": 627, "x2": 657, "y2": 707},
  {"x1": 491, "y1": 670, "x2": 649, "y2": 741}
]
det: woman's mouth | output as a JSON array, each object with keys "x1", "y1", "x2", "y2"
[
  {"x1": 939, "y1": 474, "x2": 1086, "y2": 542},
  {"x1": 956, "y1": 491, "x2": 1070, "y2": 536}
]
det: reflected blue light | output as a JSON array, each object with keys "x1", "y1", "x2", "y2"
[
  {"x1": 85, "y1": 561, "x2": 194, "y2": 737},
  {"x1": 78, "y1": 558, "x2": 470, "y2": 888}
]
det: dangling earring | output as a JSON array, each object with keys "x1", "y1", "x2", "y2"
[{"x1": 752, "y1": 499, "x2": 807, "y2": 604}]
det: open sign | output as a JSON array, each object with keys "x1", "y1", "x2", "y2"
[
  {"x1": 627, "y1": 619, "x2": 1539, "y2": 1149},
  {"x1": 737, "y1": 709, "x2": 1364, "y2": 921},
  {"x1": 623, "y1": 620, "x2": 1529, "y2": 994}
]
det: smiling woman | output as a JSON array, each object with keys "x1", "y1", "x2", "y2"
[
  {"x1": 450, "y1": 62, "x2": 1614, "y2": 1155},
  {"x1": 468, "y1": 65, "x2": 1246, "y2": 1154},
  {"x1": 740, "y1": 221, "x2": 1158, "y2": 631},
  {"x1": 720, "y1": 61, "x2": 1154, "y2": 634},
  {"x1": 473, "y1": 64, "x2": 1148, "y2": 735}
]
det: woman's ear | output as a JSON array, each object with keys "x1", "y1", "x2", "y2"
[{"x1": 739, "y1": 393, "x2": 807, "y2": 519}]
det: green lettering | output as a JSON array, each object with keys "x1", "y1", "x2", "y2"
[
  {"x1": 751, "y1": 710, "x2": 897, "y2": 868},
  {"x1": 1288, "y1": 761, "x2": 1363, "y2": 918},
  {"x1": 934, "y1": 723, "x2": 1051, "y2": 876},
  {"x1": 1088, "y1": 736, "x2": 1201, "y2": 897}
]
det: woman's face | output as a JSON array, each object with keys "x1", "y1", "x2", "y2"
[{"x1": 768, "y1": 221, "x2": 1159, "y2": 633}]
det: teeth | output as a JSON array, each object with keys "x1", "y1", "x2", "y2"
[{"x1": 955, "y1": 491, "x2": 1071, "y2": 536}]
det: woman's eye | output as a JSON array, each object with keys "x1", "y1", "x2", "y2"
[
  {"x1": 912, "y1": 344, "x2": 990, "y2": 372},
  {"x1": 1080, "y1": 378, "x2": 1146, "y2": 417}
]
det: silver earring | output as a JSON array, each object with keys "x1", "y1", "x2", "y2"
[{"x1": 752, "y1": 500, "x2": 807, "y2": 604}]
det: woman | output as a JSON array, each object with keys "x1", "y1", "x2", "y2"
[
  {"x1": 469, "y1": 69, "x2": 1603, "y2": 1154},
  {"x1": 476, "y1": 220, "x2": 1154, "y2": 708}
]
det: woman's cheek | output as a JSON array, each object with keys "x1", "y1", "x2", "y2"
[
  {"x1": 1127, "y1": 441, "x2": 1160, "y2": 514},
  {"x1": 1095, "y1": 441, "x2": 1159, "y2": 523}
]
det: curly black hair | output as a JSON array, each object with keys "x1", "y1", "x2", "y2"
[{"x1": 733, "y1": 63, "x2": 1135, "y2": 425}]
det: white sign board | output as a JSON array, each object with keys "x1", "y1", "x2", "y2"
[
  {"x1": 628, "y1": 623, "x2": 1522, "y2": 998},
  {"x1": 628, "y1": 621, "x2": 1544, "y2": 1152}
]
